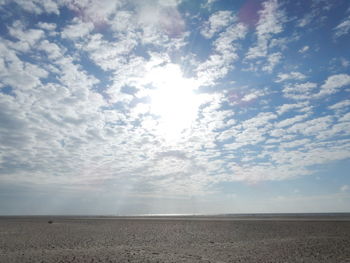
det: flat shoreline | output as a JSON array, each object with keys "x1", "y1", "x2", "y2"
[{"x1": 2, "y1": 213, "x2": 350, "y2": 221}]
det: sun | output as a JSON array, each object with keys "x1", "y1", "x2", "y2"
[{"x1": 146, "y1": 64, "x2": 200, "y2": 142}]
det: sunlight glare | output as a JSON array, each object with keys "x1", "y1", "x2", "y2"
[{"x1": 147, "y1": 64, "x2": 200, "y2": 142}]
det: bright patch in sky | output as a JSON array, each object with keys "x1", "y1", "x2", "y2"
[
  {"x1": 148, "y1": 64, "x2": 200, "y2": 142},
  {"x1": 0, "y1": 0, "x2": 350, "y2": 214}
]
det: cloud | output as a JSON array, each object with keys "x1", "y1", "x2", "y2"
[
  {"x1": 61, "y1": 18, "x2": 94, "y2": 39},
  {"x1": 276, "y1": 102, "x2": 309, "y2": 115},
  {"x1": 38, "y1": 40, "x2": 62, "y2": 60},
  {"x1": 37, "y1": 22, "x2": 57, "y2": 31},
  {"x1": 200, "y1": 11, "x2": 235, "y2": 39},
  {"x1": 279, "y1": 138, "x2": 311, "y2": 149},
  {"x1": 246, "y1": 0, "x2": 285, "y2": 60},
  {"x1": 262, "y1": 52, "x2": 282, "y2": 73},
  {"x1": 0, "y1": 0, "x2": 59, "y2": 14},
  {"x1": 275, "y1": 71, "x2": 307, "y2": 82},
  {"x1": 136, "y1": 2, "x2": 186, "y2": 43},
  {"x1": 298, "y1": 45, "x2": 309, "y2": 53},
  {"x1": 197, "y1": 21, "x2": 247, "y2": 84},
  {"x1": 287, "y1": 116, "x2": 333, "y2": 136},
  {"x1": 202, "y1": 0, "x2": 218, "y2": 8},
  {"x1": 340, "y1": 58, "x2": 350, "y2": 68},
  {"x1": 316, "y1": 74, "x2": 350, "y2": 97},
  {"x1": 8, "y1": 21, "x2": 44, "y2": 49},
  {"x1": 82, "y1": 33, "x2": 139, "y2": 72},
  {"x1": 65, "y1": 0, "x2": 122, "y2": 26},
  {"x1": 339, "y1": 112, "x2": 350, "y2": 122},
  {"x1": 0, "y1": 41, "x2": 48, "y2": 91},
  {"x1": 275, "y1": 114, "x2": 309, "y2": 128},
  {"x1": 297, "y1": 14, "x2": 314, "y2": 28},
  {"x1": 241, "y1": 90, "x2": 265, "y2": 102},
  {"x1": 0, "y1": 0, "x2": 350, "y2": 210},
  {"x1": 328, "y1": 100, "x2": 350, "y2": 111},
  {"x1": 242, "y1": 112, "x2": 277, "y2": 129},
  {"x1": 283, "y1": 82, "x2": 317, "y2": 100},
  {"x1": 281, "y1": 74, "x2": 350, "y2": 100},
  {"x1": 340, "y1": 185, "x2": 350, "y2": 192},
  {"x1": 334, "y1": 16, "x2": 350, "y2": 39}
]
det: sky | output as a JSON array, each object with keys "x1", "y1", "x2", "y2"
[{"x1": 0, "y1": 0, "x2": 350, "y2": 215}]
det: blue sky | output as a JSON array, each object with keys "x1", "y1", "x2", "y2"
[{"x1": 0, "y1": 0, "x2": 350, "y2": 215}]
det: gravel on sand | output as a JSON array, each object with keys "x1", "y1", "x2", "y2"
[{"x1": 1, "y1": 216, "x2": 350, "y2": 262}]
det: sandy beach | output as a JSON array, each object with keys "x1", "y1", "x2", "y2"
[{"x1": 1, "y1": 215, "x2": 350, "y2": 262}]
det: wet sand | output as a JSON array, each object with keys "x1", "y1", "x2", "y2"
[{"x1": 1, "y1": 215, "x2": 350, "y2": 262}]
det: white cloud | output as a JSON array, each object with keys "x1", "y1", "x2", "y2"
[
  {"x1": 0, "y1": 37, "x2": 113, "y2": 185},
  {"x1": 37, "y1": 22, "x2": 57, "y2": 31},
  {"x1": 340, "y1": 185, "x2": 350, "y2": 192},
  {"x1": 255, "y1": 0, "x2": 284, "y2": 36},
  {"x1": 328, "y1": 100, "x2": 350, "y2": 111},
  {"x1": 200, "y1": 0, "x2": 218, "y2": 11},
  {"x1": 246, "y1": 0, "x2": 285, "y2": 60},
  {"x1": 158, "y1": 0, "x2": 180, "y2": 7},
  {"x1": 136, "y1": 2, "x2": 186, "y2": 45},
  {"x1": 269, "y1": 34, "x2": 300, "y2": 50},
  {"x1": 276, "y1": 102, "x2": 309, "y2": 115},
  {"x1": 283, "y1": 82, "x2": 317, "y2": 100},
  {"x1": 65, "y1": 0, "x2": 122, "y2": 25},
  {"x1": 109, "y1": 10, "x2": 135, "y2": 33},
  {"x1": 200, "y1": 11, "x2": 235, "y2": 39},
  {"x1": 38, "y1": 40, "x2": 63, "y2": 60},
  {"x1": 0, "y1": 42, "x2": 48, "y2": 91},
  {"x1": 298, "y1": 45, "x2": 309, "y2": 53},
  {"x1": 262, "y1": 52, "x2": 282, "y2": 73},
  {"x1": 339, "y1": 112, "x2": 350, "y2": 122},
  {"x1": 297, "y1": 14, "x2": 314, "y2": 27},
  {"x1": 81, "y1": 32, "x2": 140, "y2": 73},
  {"x1": 213, "y1": 23, "x2": 247, "y2": 54},
  {"x1": 334, "y1": 16, "x2": 350, "y2": 38},
  {"x1": 275, "y1": 71, "x2": 307, "y2": 82},
  {"x1": 316, "y1": 74, "x2": 350, "y2": 97},
  {"x1": 287, "y1": 116, "x2": 333, "y2": 136},
  {"x1": 242, "y1": 112, "x2": 277, "y2": 129},
  {"x1": 241, "y1": 90, "x2": 265, "y2": 102},
  {"x1": 275, "y1": 114, "x2": 308, "y2": 128},
  {"x1": 340, "y1": 58, "x2": 350, "y2": 68},
  {"x1": 197, "y1": 22, "x2": 247, "y2": 84},
  {"x1": 0, "y1": 0, "x2": 59, "y2": 14},
  {"x1": 61, "y1": 19, "x2": 94, "y2": 39},
  {"x1": 279, "y1": 139, "x2": 311, "y2": 149},
  {"x1": 8, "y1": 21, "x2": 44, "y2": 48},
  {"x1": 268, "y1": 140, "x2": 350, "y2": 170}
]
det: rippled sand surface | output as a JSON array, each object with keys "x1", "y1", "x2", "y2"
[{"x1": 1, "y1": 216, "x2": 350, "y2": 262}]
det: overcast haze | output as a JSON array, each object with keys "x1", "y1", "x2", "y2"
[{"x1": 0, "y1": 0, "x2": 350, "y2": 215}]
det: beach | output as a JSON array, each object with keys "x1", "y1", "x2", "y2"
[{"x1": 1, "y1": 215, "x2": 350, "y2": 262}]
